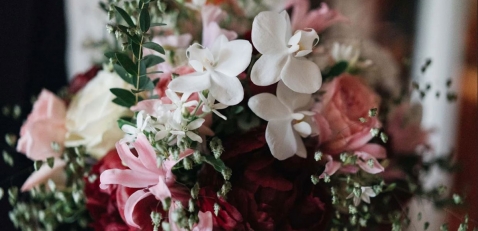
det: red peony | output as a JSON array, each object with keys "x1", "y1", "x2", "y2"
[
  {"x1": 69, "y1": 65, "x2": 101, "y2": 94},
  {"x1": 84, "y1": 149, "x2": 132, "y2": 231},
  {"x1": 199, "y1": 127, "x2": 330, "y2": 231}
]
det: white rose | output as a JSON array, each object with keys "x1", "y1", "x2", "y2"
[{"x1": 65, "y1": 69, "x2": 132, "y2": 159}]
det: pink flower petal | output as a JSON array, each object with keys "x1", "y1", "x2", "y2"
[
  {"x1": 149, "y1": 176, "x2": 171, "y2": 201},
  {"x1": 21, "y1": 158, "x2": 66, "y2": 191},
  {"x1": 319, "y1": 155, "x2": 341, "y2": 179},
  {"x1": 124, "y1": 189, "x2": 152, "y2": 228},
  {"x1": 355, "y1": 152, "x2": 385, "y2": 174},
  {"x1": 193, "y1": 211, "x2": 213, "y2": 231},
  {"x1": 100, "y1": 169, "x2": 158, "y2": 189},
  {"x1": 134, "y1": 134, "x2": 161, "y2": 172},
  {"x1": 116, "y1": 142, "x2": 154, "y2": 175},
  {"x1": 356, "y1": 143, "x2": 387, "y2": 159}
]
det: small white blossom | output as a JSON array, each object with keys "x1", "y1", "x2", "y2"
[
  {"x1": 168, "y1": 35, "x2": 252, "y2": 106},
  {"x1": 331, "y1": 42, "x2": 372, "y2": 68},
  {"x1": 346, "y1": 186, "x2": 377, "y2": 206},
  {"x1": 169, "y1": 118, "x2": 205, "y2": 146},
  {"x1": 250, "y1": 11, "x2": 322, "y2": 94},
  {"x1": 248, "y1": 81, "x2": 315, "y2": 160},
  {"x1": 164, "y1": 89, "x2": 198, "y2": 123},
  {"x1": 199, "y1": 92, "x2": 227, "y2": 120},
  {"x1": 122, "y1": 111, "x2": 151, "y2": 143}
]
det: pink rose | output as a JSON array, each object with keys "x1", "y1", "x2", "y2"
[
  {"x1": 16, "y1": 89, "x2": 68, "y2": 191},
  {"x1": 385, "y1": 103, "x2": 429, "y2": 154},
  {"x1": 155, "y1": 65, "x2": 196, "y2": 97},
  {"x1": 314, "y1": 74, "x2": 381, "y2": 155}
]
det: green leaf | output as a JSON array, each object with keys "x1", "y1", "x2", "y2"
[
  {"x1": 114, "y1": 64, "x2": 133, "y2": 84},
  {"x1": 150, "y1": 22, "x2": 166, "y2": 27},
  {"x1": 424, "y1": 222, "x2": 430, "y2": 230},
  {"x1": 114, "y1": 6, "x2": 135, "y2": 27},
  {"x1": 117, "y1": 25, "x2": 141, "y2": 44},
  {"x1": 112, "y1": 97, "x2": 134, "y2": 108},
  {"x1": 203, "y1": 156, "x2": 227, "y2": 172},
  {"x1": 143, "y1": 42, "x2": 165, "y2": 54},
  {"x1": 117, "y1": 119, "x2": 136, "y2": 129},
  {"x1": 116, "y1": 53, "x2": 137, "y2": 76},
  {"x1": 139, "y1": 7, "x2": 151, "y2": 33},
  {"x1": 104, "y1": 51, "x2": 116, "y2": 59},
  {"x1": 110, "y1": 88, "x2": 136, "y2": 106},
  {"x1": 46, "y1": 157, "x2": 55, "y2": 168},
  {"x1": 325, "y1": 61, "x2": 348, "y2": 79},
  {"x1": 34, "y1": 160, "x2": 43, "y2": 171},
  {"x1": 143, "y1": 55, "x2": 164, "y2": 68},
  {"x1": 131, "y1": 42, "x2": 141, "y2": 59},
  {"x1": 139, "y1": 76, "x2": 155, "y2": 90}
]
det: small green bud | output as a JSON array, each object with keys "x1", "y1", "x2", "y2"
[
  {"x1": 46, "y1": 157, "x2": 55, "y2": 168},
  {"x1": 370, "y1": 128, "x2": 380, "y2": 137},
  {"x1": 191, "y1": 183, "x2": 199, "y2": 199},
  {"x1": 213, "y1": 203, "x2": 220, "y2": 216},
  {"x1": 5, "y1": 134, "x2": 17, "y2": 147},
  {"x1": 221, "y1": 167, "x2": 232, "y2": 181},
  {"x1": 311, "y1": 175, "x2": 319, "y2": 185},
  {"x1": 314, "y1": 151, "x2": 322, "y2": 161},
  {"x1": 368, "y1": 108, "x2": 378, "y2": 117}
]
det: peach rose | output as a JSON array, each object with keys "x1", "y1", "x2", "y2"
[
  {"x1": 314, "y1": 74, "x2": 381, "y2": 155},
  {"x1": 16, "y1": 89, "x2": 67, "y2": 191}
]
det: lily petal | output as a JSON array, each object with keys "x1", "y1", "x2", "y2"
[
  {"x1": 134, "y1": 134, "x2": 159, "y2": 172},
  {"x1": 193, "y1": 211, "x2": 213, "y2": 231},
  {"x1": 149, "y1": 177, "x2": 171, "y2": 201},
  {"x1": 124, "y1": 190, "x2": 152, "y2": 228},
  {"x1": 100, "y1": 169, "x2": 157, "y2": 189},
  {"x1": 281, "y1": 56, "x2": 322, "y2": 93}
]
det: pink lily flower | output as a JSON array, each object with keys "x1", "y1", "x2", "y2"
[{"x1": 201, "y1": 5, "x2": 237, "y2": 47}]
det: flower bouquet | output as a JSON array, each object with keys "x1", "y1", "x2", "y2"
[{"x1": 2, "y1": 0, "x2": 473, "y2": 230}]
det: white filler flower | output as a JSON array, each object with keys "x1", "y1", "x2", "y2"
[
  {"x1": 347, "y1": 186, "x2": 377, "y2": 206},
  {"x1": 248, "y1": 81, "x2": 315, "y2": 160},
  {"x1": 251, "y1": 11, "x2": 322, "y2": 94},
  {"x1": 168, "y1": 35, "x2": 252, "y2": 106}
]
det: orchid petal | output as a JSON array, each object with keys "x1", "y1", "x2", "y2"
[
  {"x1": 124, "y1": 190, "x2": 152, "y2": 228},
  {"x1": 250, "y1": 54, "x2": 287, "y2": 86},
  {"x1": 214, "y1": 39, "x2": 252, "y2": 77},
  {"x1": 168, "y1": 72, "x2": 211, "y2": 93},
  {"x1": 248, "y1": 93, "x2": 290, "y2": 121},
  {"x1": 266, "y1": 120, "x2": 297, "y2": 160},
  {"x1": 209, "y1": 71, "x2": 244, "y2": 105},
  {"x1": 293, "y1": 121, "x2": 312, "y2": 137},
  {"x1": 276, "y1": 80, "x2": 312, "y2": 111},
  {"x1": 252, "y1": 11, "x2": 288, "y2": 55},
  {"x1": 281, "y1": 56, "x2": 322, "y2": 93},
  {"x1": 294, "y1": 131, "x2": 307, "y2": 158}
]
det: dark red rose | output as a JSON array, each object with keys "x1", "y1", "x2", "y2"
[
  {"x1": 69, "y1": 65, "x2": 101, "y2": 94},
  {"x1": 199, "y1": 127, "x2": 330, "y2": 231},
  {"x1": 197, "y1": 187, "x2": 245, "y2": 231},
  {"x1": 84, "y1": 149, "x2": 132, "y2": 231}
]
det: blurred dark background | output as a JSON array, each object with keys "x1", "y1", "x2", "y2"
[{"x1": 0, "y1": 1, "x2": 67, "y2": 230}]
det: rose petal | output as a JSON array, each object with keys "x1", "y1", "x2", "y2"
[{"x1": 356, "y1": 143, "x2": 387, "y2": 159}]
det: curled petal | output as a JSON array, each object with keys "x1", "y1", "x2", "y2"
[
  {"x1": 134, "y1": 134, "x2": 159, "y2": 172},
  {"x1": 266, "y1": 120, "x2": 298, "y2": 160},
  {"x1": 281, "y1": 56, "x2": 322, "y2": 93},
  {"x1": 116, "y1": 142, "x2": 151, "y2": 174},
  {"x1": 355, "y1": 152, "x2": 385, "y2": 174},
  {"x1": 168, "y1": 72, "x2": 212, "y2": 93},
  {"x1": 149, "y1": 177, "x2": 171, "y2": 201},
  {"x1": 356, "y1": 143, "x2": 387, "y2": 159},
  {"x1": 293, "y1": 121, "x2": 312, "y2": 137},
  {"x1": 21, "y1": 158, "x2": 66, "y2": 191},
  {"x1": 209, "y1": 71, "x2": 244, "y2": 105},
  {"x1": 252, "y1": 11, "x2": 289, "y2": 55},
  {"x1": 100, "y1": 169, "x2": 158, "y2": 189},
  {"x1": 251, "y1": 54, "x2": 287, "y2": 86},
  {"x1": 248, "y1": 93, "x2": 290, "y2": 121},
  {"x1": 124, "y1": 190, "x2": 152, "y2": 228},
  {"x1": 193, "y1": 211, "x2": 213, "y2": 231},
  {"x1": 319, "y1": 155, "x2": 341, "y2": 179}
]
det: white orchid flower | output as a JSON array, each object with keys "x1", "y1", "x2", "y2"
[
  {"x1": 168, "y1": 35, "x2": 252, "y2": 106},
  {"x1": 248, "y1": 81, "x2": 315, "y2": 160},
  {"x1": 251, "y1": 11, "x2": 322, "y2": 94},
  {"x1": 169, "y1": 118, "x2": 205, "y2": 145},
  {"x1": 164, "y1": 89, "x2": 198, "y2": 123},
  {"x1": 346, "y1": 186, "x2": 377, "y2": 206},
  {"x1": 122, "y1": 111, "x2": 151, "y2": 144},
  {"x1": 199, "y1": 92, "x2": 228, "y2": 120}
]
